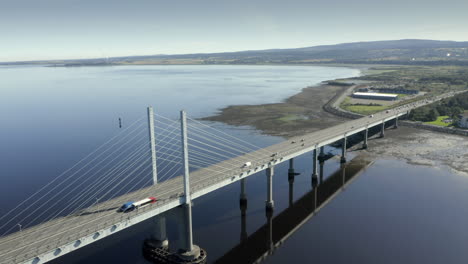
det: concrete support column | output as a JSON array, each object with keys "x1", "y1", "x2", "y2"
[
  {"x1": 318, "y1": 146, "x2": 325, "y2": 162},
  {"x1": 340, "y1": 137, "x2": 347, "y2": 164},
  {"x1": 240, "y1": 179, "x2": 247, "y2": 204},
  {"x1": 266, "y1": 166, "x2": 274, "y2": 211},
  {"x1": 363, "y1": 129, "x2": 368, "y2": 149},
  {"x1": 394, "y1": 117, "x2": 399, "y2": 129},
  {"x1": 312, "y1": 148, "x2": 318, "y2": 187},
  {"x1": 288, "y1": 158, "x2": 294, "y2": 176},
  {"x1": 380, "y1": 121, "x2": 385, "y2": 138},
  {"x1": 151, "y1": 215, "x2": 168, "y2": 248}
]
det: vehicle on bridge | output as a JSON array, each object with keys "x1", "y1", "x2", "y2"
[{"x1": 118, "y1": 197, "x2": 157, "y2": 213}]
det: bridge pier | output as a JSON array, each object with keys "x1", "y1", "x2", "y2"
[
  {"x1": 266, "y1": 166, "x2": 274, "y2": 211},
  {"x1": 240, "y1": 179, "x2": 247, "y2": 207},
  {"x1": 362, "y1": 128, "x2": 368, "y2": 149},
  {"x1": 380, "y1": 121, "x2": 385, "y2": 138},
  {"x1": 151, "y1": 215, "x2": 169, "y2": 248},
  {"x1": 394, "y1": 117, "x2": 399, "y2": 129},
  {"x1": 288, "y1": 158, "x2": 294, "y2": 177},
  {"x1": 312, "y1": 148, "x2": 318, "y2": 187},
  {"x1": 340, "y1": 137, "x2": 347, "y2": 164},
  {"x1": 318, "y1": 146, "x2": 325, "y2": 162}
]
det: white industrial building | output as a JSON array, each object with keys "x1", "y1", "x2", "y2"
[{"x1": 352, "y1": 92, "x2": 398, "y2": 101}]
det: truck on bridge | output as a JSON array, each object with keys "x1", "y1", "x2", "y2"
[{"x1": 118, "y1": 197, "x2": 157, "y2": 213}]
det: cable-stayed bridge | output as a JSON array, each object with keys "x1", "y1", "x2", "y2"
[{"x1": 0, "y1": 92, "x2": 456, "y2": 264}]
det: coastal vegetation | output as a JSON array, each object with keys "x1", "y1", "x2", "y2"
[
  {"x1": 340, "y1": 66, "x2": 468, "y2": 115},
  {"x1": 408, "y1": 91, "x2": 468, "y2": 126},
  {"x1": 424, "y1": 116, "x2": 451, "y2": 127}
]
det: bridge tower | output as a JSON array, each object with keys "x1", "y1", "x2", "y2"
[
  {"x1": 147, "y1": 106, "x2": 158, "y2": 184},
  {"x1": 176, "y1": 110, "x2": 203, "y2": 262}
]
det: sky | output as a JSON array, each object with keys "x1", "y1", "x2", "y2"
[{"x1": 1, "y1": 0, "x2": 468, "y2": 62}]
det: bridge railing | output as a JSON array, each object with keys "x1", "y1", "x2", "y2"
[{"x1": 13, "y1": 193, "x2": 184, "y2": 263}]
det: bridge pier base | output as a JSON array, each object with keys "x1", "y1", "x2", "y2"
[
  {"x1": 240, "y1": 178, "x2": 247, "y2": 207},
  {"x1": 151, "y1": 215, "x2": 169, "y2": 248},
  {"x1": 363, "y1": 129, "x2": 368, "y2": 149},
  {"x1": 318, "y1": 146, "x2": 325, "y2": 162},
  {"x1": 380, "y1": 122, "x2": 385, "y2": 138},
  {"x1": 340, "y1": 137, "x2": 347, "y2": 164},
  {"x1": 266, "y1": 167, "x2": 274, "y2": 211},
  {"x1": 174, "y1": 205, "x2": 205, "y2": 263}
]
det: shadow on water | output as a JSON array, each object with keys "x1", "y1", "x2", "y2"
[
  {"x1": 71, "y1": 207, "x2": 119, "y2": 217},
  {"x1": 213, "y1": 156, "x2": 373, "y2": 264}
]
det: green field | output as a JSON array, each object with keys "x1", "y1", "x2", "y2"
[
  {"x1": 342, "y1": 104, "x2": 388, "y2": 115},
  {"x1": 340, "y1": 97, "x2": 389, "y2": 115},
  {"x1": 424, "y1": 116, "x2": 452, "y2": 127}
]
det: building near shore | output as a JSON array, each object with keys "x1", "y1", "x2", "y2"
[
  {"x1": 351, "y1": 92, "x2": 398, "y2": 101},
  {"x1": 373, "y1": 88, "x2": 419, "y2": 94},
  {"x1": 458, "y1": 111, "x2": 468, "y2": 128}
]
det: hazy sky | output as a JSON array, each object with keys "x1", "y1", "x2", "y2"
[{"x1": 1, "y1": 0, "x2": 467, "y2": 62}]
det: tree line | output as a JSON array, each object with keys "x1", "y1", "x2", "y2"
[{"x1": 409, "y1": 91, "x2": 468, "y2": 124}]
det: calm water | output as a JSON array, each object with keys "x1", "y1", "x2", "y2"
[{"x1": 1, "y1": 65, "x2": 467, "y2": 263}]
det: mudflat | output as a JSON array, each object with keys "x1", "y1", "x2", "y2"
[
  {"x1": 203, "y1": 84, "x2": 348, "y2": 137},
  {"x1": 360, "y1": 126, "x2": 468, "y2": 175}
]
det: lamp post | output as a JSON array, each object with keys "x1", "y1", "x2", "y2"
[{"x1": 18, "y1": 223, "x2": 24, "y2": 245}]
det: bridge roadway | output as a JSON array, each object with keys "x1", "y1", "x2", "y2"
[{"x1": 0, "y1": 91, "x2": 459, "y2": 264}]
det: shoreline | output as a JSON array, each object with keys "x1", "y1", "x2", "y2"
[
  {"x1": 200, "y1": 66, "x2": 468, "y2": 175},
  {"x1": 202, "y1": 66, "x2": 364, "y2": 138}
]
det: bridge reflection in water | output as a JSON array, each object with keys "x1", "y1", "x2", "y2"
[{"x1": 213, "y1": 156, "x2": 372, "y2": 264}]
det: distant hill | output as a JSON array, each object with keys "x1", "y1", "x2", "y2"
[{"x1": 3, "y1": 39, "x2": 468, "y2": 66}]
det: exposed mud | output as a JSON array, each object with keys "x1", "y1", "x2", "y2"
[
  {"x1": 202, "y1": 80, "x2": 467, "y2": 176},
  {"x1": 202, "y1": 84, "x2": 348, "y2": 137},
  {"x1": 359, "y1": 126, "x2": 468, "y2": 176}
]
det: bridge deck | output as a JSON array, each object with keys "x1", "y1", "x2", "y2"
[{"x1": 0, "y1": 91, "x2": 458, "y2": 264}]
